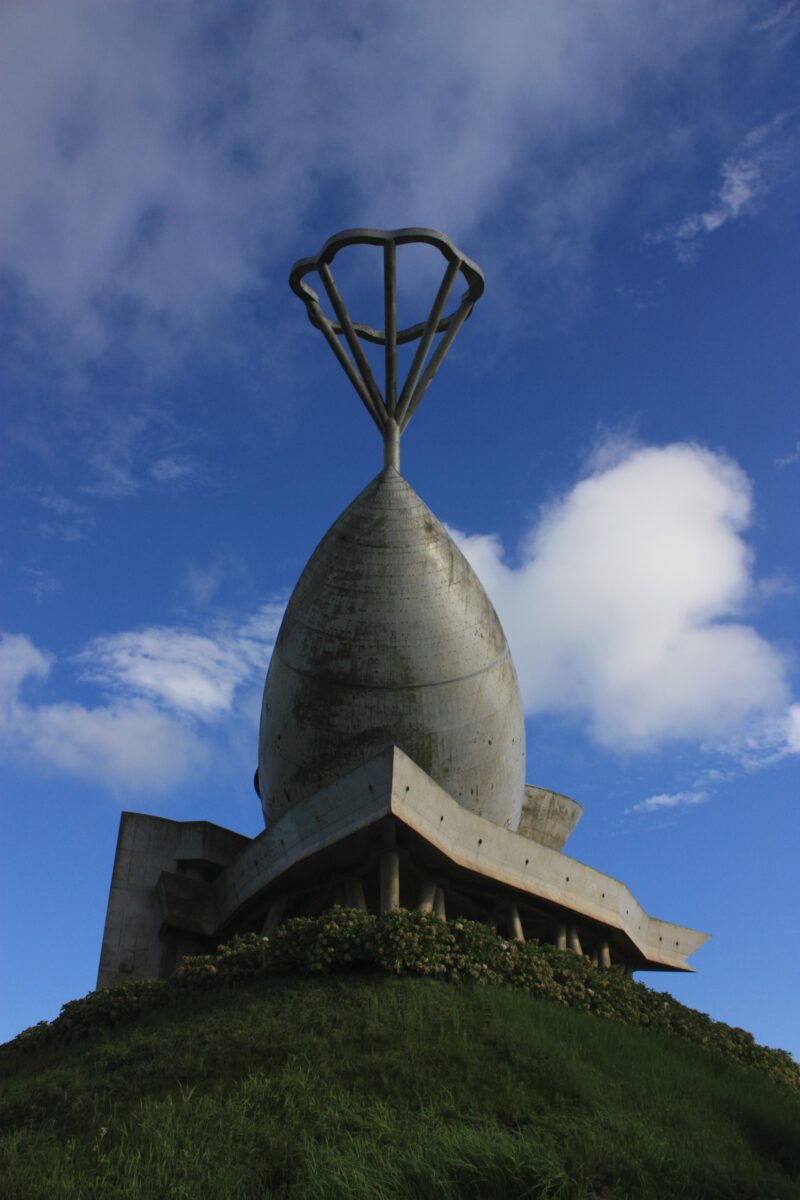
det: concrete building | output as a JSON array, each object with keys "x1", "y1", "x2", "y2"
[{"x1": 98, "y1": 229, "x2": 708, "y2": 989}]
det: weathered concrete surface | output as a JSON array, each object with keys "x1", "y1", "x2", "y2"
[
  {"x1": 517, "y1": 785, "x2": 583, "y2": 851},
  {"x1": 217, "y1": 747, "x2": 709, "y2": 972},
  {"x1": 260, "y1": 467, "x2": 525, "y2": 831},
  {"x1": 97, "y1": 815, "x2": 249, "y2": 989}
]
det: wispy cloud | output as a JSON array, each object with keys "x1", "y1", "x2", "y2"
[
  {"x1": 29, "y1": 487, "x2": 95, "y2": 541},
  {"x1": 76, "y1": 606, "x2": 283, "y2": 723},
  {"x1": 0, "y1": 605, "x2": 283, "y2": 795},
  {"x1": 148, "y1": 455, "x2": 204, "y2": 486},
  {"x1": 775, "y1": 440, "x2": 800, "y2": 468},
  {"x1": 4, "y1": 2, "x2": 792, "y2": 495},
  {"x1": 751, "y1": 0, "x2": 800, "y2": 39},
  {"x1": 627, "y1": 789, "x2": 710, "y2": 815},
  {"x1": 652, "y1": 116, "x2": 798, "y2": 263},
  {"x1": 183, "y1": 563, "x2": 224, "y2": 608},
  {"x1": 0, "y1": 632, "x2": 204, "y2": 793},
  {"x1": 24, "y1": 568, "x2": 62, "y2": 604},
  {"x1": 0, "y1": 0, "x2": 758, "y2": 368},
  {"x1": 452, "y1": 441, "x2": 797, "y2": 754}
]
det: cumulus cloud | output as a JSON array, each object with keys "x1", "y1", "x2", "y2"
[
  {"x1": 0, "y1": 605, "x2": 282, "y2": 794},
  {"x1": 77, "y1": 605, "x2": 283, "y2": 722},
  {"x1": 0, "y1": 632, "x2": 202, "y2": 793},
  {"x1": 452, "y1": 442, "x2": 796, "y2": 753},
  {"x1": 654, "y1": 117, "x2": 798, "y2": 262}
]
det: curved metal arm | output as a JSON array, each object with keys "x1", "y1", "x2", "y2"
[{"x1": 289, "y1": 228, "x2": 485, "y2": 457}]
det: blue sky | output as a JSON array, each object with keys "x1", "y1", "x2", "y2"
[{"x1": 1, "y1": 0, "x2": 798, "y2": 1056}]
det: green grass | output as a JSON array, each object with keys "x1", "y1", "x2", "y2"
[{"x1": 2, "y1": 973, "x2": 799, "y2": 1199}]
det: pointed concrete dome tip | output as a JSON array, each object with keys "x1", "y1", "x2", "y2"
[{"x1": 259, "y1": 469, "x2": 525, "y2": 830}]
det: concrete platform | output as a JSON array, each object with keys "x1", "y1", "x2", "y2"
[{"x1": 98, "y1": 746, "x2": 708, "y2": 988}]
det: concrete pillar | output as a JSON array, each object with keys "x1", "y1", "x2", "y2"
[
  {"x1": 623, "y1": 962, "x2": 635, "y2": 978},
  {"x1": 434, "y1": 886, "x2": 446, "y2": 921},
  {"x1": 590, "y1": 948, "x2": 599, "y2": 966},
  {"x1": 568, "y1": 925, "x2": 583, "y2": 956},
  {"x1": 333, "y1": 883, "x2": 346, "y2": 907},
  {"x1": 508, "y1": 903, "x2": 525, "y2": 942},
  {"x1": 380, "y1": 851, "x2": 400, "y2": 913},
  {"x1": 344, "y1": 877, "x2": 367, "y2": 910},
  {"x1": 599, "y1": 939, "x2": 612, "y2": 970},
  {"x1": 262, "y1": 896, "x2": 286, "y2": 938},
  {"x1": 555, "y1": 922, "x2": 567, "y2": 951},
  {"x1": 417, "y1": 880, "x2": 437, "y2": 913}
]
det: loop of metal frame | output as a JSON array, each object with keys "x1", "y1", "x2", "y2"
[{"x1": 289, "y1": 228, "x2": 485, "y2": 436}]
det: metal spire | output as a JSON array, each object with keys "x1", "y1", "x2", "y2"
[{"x1": 289, "y1": 228, "x2": 485, "y2": 471}]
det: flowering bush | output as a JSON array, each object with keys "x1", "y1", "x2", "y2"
[{"x1": 4, "y1": 908, "x2": 798, "y2": 1091}]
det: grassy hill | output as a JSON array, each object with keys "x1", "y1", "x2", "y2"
[{"x1": 2, "y1": 914, "x2": 799, "y2": 1199}]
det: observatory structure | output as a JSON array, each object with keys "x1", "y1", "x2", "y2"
[{"x1": 98, "y1": 229, "x2": 708, "y2": 986}]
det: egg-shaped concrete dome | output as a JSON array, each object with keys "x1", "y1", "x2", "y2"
[{"x1": 259, "y1": 466, "x2": 525, "y2": 830}]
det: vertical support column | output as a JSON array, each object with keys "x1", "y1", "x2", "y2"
[
  {"x1": 333, "y1": 883, "x2": 346, "y2": 907},
  {"x1": 380, "y1": 851, "x2": 400, "y2": 913},
  {"x1": 417, "y1": 880, "x2": 437, "y2": 913},
  {"x1": 508, "y1": 903, "x2": 525, "y2": 942},
  {"x1": 345, "y1": 877, "x2": 367, "y2": 910},
  {"x1": 555, "y1": 922, "x2": 567, "y2": 951},
  {"x1": 434, "y1": 886, "x2": 446, "y2": 921},
  {"x1": 262, "y1": 896, "x2": 286, "y2": 939},
  {"x1": 623, "y1": 962, "x2": 635, "y2": 978},
  {"x1": 568, "y1": 925, "x2": 583, "y2": 956},
  {"x1": 599, "y1": 939, "x2": 611, "y2": 970}
]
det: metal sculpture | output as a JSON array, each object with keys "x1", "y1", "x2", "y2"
[{"x1": 289, "y1": 228, "x2": 485, "y2": 469}]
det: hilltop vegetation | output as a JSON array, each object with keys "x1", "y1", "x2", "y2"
[{"x1": 2, "y1": 911, "x2": 798, "y2": 1198}]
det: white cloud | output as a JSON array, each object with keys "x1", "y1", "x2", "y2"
[
  {"x1": 0, "y1": 632, "x2": 203, "y2": 793},
  {"x1": 751, "y1": 1, "x2": 800, "y2": 39},
  {"x1": 30, "y1": 487, "x2": 95, "y2": 541},
  {"x1": 0, "y1": 605, "x2": 282, "y2": 794},
  {"x1": 148, "y1": 456, "x2": 204, "y2": 485},
  {"x1": 725, "y1": 701, "x2": 800, "y2": 770},
  {"x1": 655, "y1": 117, "x2": 797, "y2": 262},
  {"x1": 627, "y1": 789, "x2": 710, "y2": 815},
  {"x1": 77, "y1": 605, "x2": 283, "y2": 722},
  {"x1": 0, "y1": 0, "x2": 757, "y2": 362},
  {"x1": 183, "y1": 563, "x2": 224, "y2": 608},
  {"x1": 775, "y1": 441, "x2": 800, "y2": 468},
  {"x1": 452, "y1": 442, "x2": 796, "y2": 753},
  {"x1": 24, "y1": 568, "x2": 62, "y2": 605}
]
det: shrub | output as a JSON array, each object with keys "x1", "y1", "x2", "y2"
[{"x1": 3, "y1": 908, "x2": 798, "y2": 1091}]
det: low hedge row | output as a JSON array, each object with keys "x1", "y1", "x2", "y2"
[{"x1": 4, "y1": 907, "x2": 798, "y2": 1090}]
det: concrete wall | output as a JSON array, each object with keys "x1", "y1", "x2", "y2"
[
  {"x1": 517, "y1": 785, "x2": 583, "y2": 851},
  {"x1": 97, "y1": 813, "x2": 249, "y2": 988}
]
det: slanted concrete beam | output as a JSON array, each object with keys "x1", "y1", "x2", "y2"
[
  {"x1": 555, "y1": 922, "x2": 567, "y2": 951},
  {"x1": 508, "y1": 902, "x2": 525, "y2": 942},
  {"x1": 380, "y1": 851, "x2": 400, "y2": 912}
]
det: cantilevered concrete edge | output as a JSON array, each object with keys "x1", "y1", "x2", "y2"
[
  {"x1": 215, "y1": 745, "x2": 708, "y2": 971},
  {"x1": 98, "y1": 745, "x2": 709, "y2": 988}
]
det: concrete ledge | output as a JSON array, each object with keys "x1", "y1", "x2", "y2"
[{"x1": 214, "y1": 746, "x2": 709, "y2": 971}]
